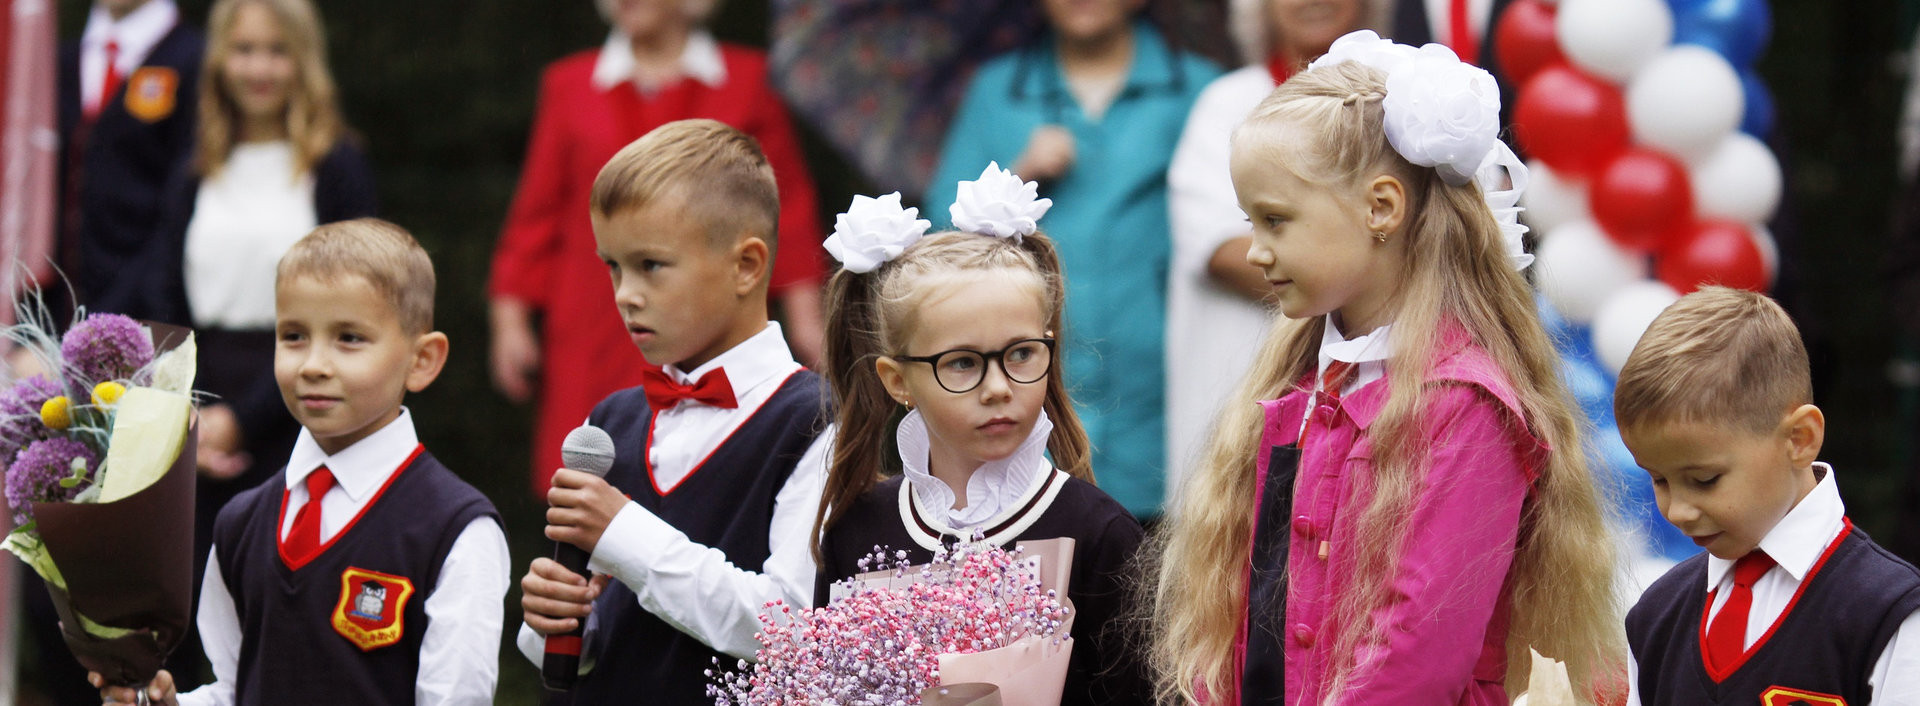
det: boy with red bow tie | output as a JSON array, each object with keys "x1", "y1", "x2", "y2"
[
  {"x1": 1617, "y1": 287, "x2": 1920, "y2": 705},
  {"x1": 515, "y1": 119, "x2": 831, "y2": 703}
]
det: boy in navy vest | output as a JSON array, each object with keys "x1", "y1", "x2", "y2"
[
  {"x1": 1616, "y1": 286, "x2": 1920, "y2": 705},
  {"x1": 516, "y1": 119, "x2": 830, "y2": 703},
  {"x1": 94, "y1": 219, "x2": 509, "y2": 705}
]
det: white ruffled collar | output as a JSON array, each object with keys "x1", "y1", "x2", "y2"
[
  {"x1": 897, "y1": 408, "x2": 1054, "y2": 529},
  {"x1": 1316, "y1": 315, "x2": 1393, "y2": 395},
  {"x1": 591, "y1": 28, "x2": 726, "y2": 92}
]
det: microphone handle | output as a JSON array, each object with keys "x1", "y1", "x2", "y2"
[{"x1": 541, "y1": 541, "x2": 594, "y2": 691}]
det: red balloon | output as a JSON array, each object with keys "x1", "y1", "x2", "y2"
[
  {"x1": 1513, "y1": 65, "x2": 1631, "y2": 177},
  {"x1": 1655, "y1": 220, "x2": 1768, "y2": 293},
  {"x1": 1494, "y1": 0, "x2": 1565, "y2": 87},
  {"x1": 1590, "y1": 148, "x2": 1693, "y2": 252}
]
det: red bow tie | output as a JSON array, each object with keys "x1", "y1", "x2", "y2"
[{"x1": 640, "y1": 367, "x2": 737, "y2": 410}]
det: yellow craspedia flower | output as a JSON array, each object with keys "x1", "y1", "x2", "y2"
[
  {"x1": 40, "y1": 396, "x2": 71, "y2": 430},
  {"x1": 92, "y1": 381, "x2": 127, "y2": 407}
]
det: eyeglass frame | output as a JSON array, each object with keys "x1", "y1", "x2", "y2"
[{"x1": 893, "y1": 336, "x2": 1057, "y2": 394}]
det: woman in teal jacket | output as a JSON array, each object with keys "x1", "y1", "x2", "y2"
[{"x1": 926, "y1": 0, "x2": 1220, "y2": 519}]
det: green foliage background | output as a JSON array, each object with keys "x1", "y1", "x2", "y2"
[{"x1": 32, "y1": 0, "x2": 1920, "y2": 703}]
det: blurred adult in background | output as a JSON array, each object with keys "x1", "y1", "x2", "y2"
[
  {"x1": 1164, "y1": 0, "x2": 1368, "y2": 487},
  {"x1": 1888, "y1": 26, "x2": 1920, "y2": 563},
  {"x1": 489, "y1": 0, "x2": 827, "y2": 495},
  {"x1": 925, "y1": 0, "x2": 1221, "y2": 520},
  {"x1": 93, "y1": 0, "x2": 374, "y2": 690},
  {"x1": 1387, "y1": 0, "x2": 1509, "y2": 68},
  {"x1": 57, "y1": 0, "x2": 201, "y2": 311},
  {"x1": 26, "y1": 1, "x2": 203, "y2": 701}
]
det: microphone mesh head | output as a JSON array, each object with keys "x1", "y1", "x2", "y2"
[{"x1": 560, "y1": 425, "x2": 617, "y2": 478}]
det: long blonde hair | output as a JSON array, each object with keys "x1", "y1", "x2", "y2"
[
  {"x1": 1149, "y1": 62, "x2": 1623, "y2": 702},
  {"x1": 813, "y1": 231, "x2": 1094, "y2": 558},
  {"x1": 195, "y1": 0, "x2": 347, "y2": 179}
]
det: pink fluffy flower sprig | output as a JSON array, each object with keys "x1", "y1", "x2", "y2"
[{"x1": 709, "y1": 542, "x2": 1069, "y2": 705}]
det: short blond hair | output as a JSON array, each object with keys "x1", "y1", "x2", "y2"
[
  {"x1": 277, "y1": 218, "x2": 436, "y2": 334},
  {"x1": 589, "y1": 119, "x2": 780, "y2": 256},
  {"x1": 1615, "y1": 286, "x2": 1811, "y2": 434}
]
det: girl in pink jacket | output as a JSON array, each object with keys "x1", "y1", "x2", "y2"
[{"x1": 1149, "y1": 31, "x2": 1625, "y2": 705}]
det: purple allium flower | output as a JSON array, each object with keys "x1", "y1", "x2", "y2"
[
  {"x1": 4, "y1": 437, "x2": 97, "y2": 527},
  {"x1": 60, "y1": 313, "x2": 152, "y2": 384},
  {"x1": 0, "y1": 376, "x2": 63, "y2": 465}
]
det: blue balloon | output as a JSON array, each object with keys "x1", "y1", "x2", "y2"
[
  {"x1": 1593, "y1": 424, "x2": 1700, "y2": 561},
  {"x1": 1672, "y1": 0, "x2": 1773, "y2": 66},
  {"x1": 1740, "y1": 70, "x2": 1776, "y2": 138}
]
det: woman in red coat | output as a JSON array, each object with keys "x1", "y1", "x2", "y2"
[{"x1": 489, "y1": 0, "x2": 825, "y2": 494}]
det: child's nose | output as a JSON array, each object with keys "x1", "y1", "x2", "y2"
[
  {"x1": 977, "y1": 360, "x2": 1014, "y2": 400},
  {"x1": 1245, "y1": 240, "x2": 1275, "y2": 268},
  {"x1": 1662, "y1": 496, "x2": 1700, "y2": 526},
  {"x1": 297, "y1": 348, "x2": 332, "y2": 378}
]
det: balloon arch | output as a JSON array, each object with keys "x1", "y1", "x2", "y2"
[{"x1": 1497, "y1": 0, "x2": 1777, "y2": 565}]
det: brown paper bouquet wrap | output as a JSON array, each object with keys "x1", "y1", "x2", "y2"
[
  {"x1": 33, "y1": 421, "x2": 196, "y2": 686},
  {"x1": 3, "y1": 315, "x2": 198, "y2": 689}
]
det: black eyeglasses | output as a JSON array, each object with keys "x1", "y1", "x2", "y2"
[{"x1": 897, "y1": 338, "x2": 1056, "y2": 394}]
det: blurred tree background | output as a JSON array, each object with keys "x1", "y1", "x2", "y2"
[{"x1": 24, "y1": 0, "x2": 1920, "y2": 703}]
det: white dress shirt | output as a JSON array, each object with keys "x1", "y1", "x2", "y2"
[
  {"x1": 184, "y1": 141, "x2": 318, "y2": 329},
  {"x1": 180, "y1": 410, "x2": 510, "y2": 706},
  {"x1": 898, "y1": 408, "x2": 1054, "y2": 529},
  {"x1": 1420, "y1": 0, "x2": 1494, "y2": 52},
  {"x1": 515, "y1": 322, "x2": 831, "y2": 664},
  {"x1": 79, "y1": 0, "x2": 178, "y2": 115},
  {"x1": 590, "y1": 28, "x2": 727, "y2": 93},
  {"x1": 1625, "y1": 464, "x2": 1920, "y2": 705},
  {"x1": 1165, "y1": 64, "x2": 1280, "y2": 486}
]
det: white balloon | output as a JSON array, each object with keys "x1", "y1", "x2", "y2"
[
  {"x1": 1688, "y1": 134, "x2": 1782, "y2": 223},
  {"x1": 1521, "y1": 160, "x2": 1590, "y2": 234},
  {"x1": 1750, "y1": 224, "x2": 1779, "y2": 290},
  {"x1": 1556, "y1": 0, "x2": 1673, "y2": 83},
  {"x1": 1627, "y1": 46, "x2": 1744, "y2": 161},
  {"x1": 1592, "y1": 281, "x2": 1682, "y2": 375},
  {"x1": 1537, "y1": 220, "x2": 1649, "y2": 325}
]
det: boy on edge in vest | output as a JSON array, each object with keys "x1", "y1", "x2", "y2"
[
  {"x1": 94, "y1": 219, "x2": 509, "y2": 706},
  {"x1": 1618, "y1": 286, "x2": 1920, "y2": 705},
  {"x1": 516, "y1": 119, "x2": 831, "y2": 703}
]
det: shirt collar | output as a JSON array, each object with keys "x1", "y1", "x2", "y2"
[
  {"x1": 285, "y1": 408, "x2": 420, "y2": 502},
  {"x1": 898, "y1": 408, "x2": 1054, "y2": 529},
  {"x1": 1704, "y1": 462, "x2": 1845, "y2": 588},
  {"x1": 591, "y1": 28, "x2": 727, "y2": 92},
  {"x1": 83, "y1": 0, "x2": 179, "y2": 61},
  {"x1": 1318, "y1": 315, "x2": 1394, "y2": 366},
  {"x1": 662, "y1": 322, "x2": 795, "y2": 396}
]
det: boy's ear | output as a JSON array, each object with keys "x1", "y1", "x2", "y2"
[
  {"x1": 405, "y1": 331, "x2": 450, "y2": 393},
  {"x1": 874, "y1": 356, "x2": 910, "y2": 406},
  {"x1": 1365, "y1": 174, "x2": 1408, "y2": 236},
  {"x1": 1783, "y1": 403, "x2": 1825, "y2": 468},
  {"x1": 732, "y1": 236, "x2": 770, "y2": 298}
]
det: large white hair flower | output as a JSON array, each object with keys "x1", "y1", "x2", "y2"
[
  {"x1": 824, "y1": 192, "x2": 930, "y2": 273},
  {"x1": 1383, "y1": 45, "x2": 1502, "y2": 186},
  {"x1": 949, "y1": 162, "x2": 1052, "y2": 241}
]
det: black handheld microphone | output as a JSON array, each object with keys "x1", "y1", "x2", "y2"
[{"x1": 542, "y1": 424, "x2": 616, "y2": 692}]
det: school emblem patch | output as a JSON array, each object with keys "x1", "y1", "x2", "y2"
[
  {"x1": 1761, "y1": 687, "x2": 1847, "y2": 706},
  {"x1": 332, "y1": 567, "x2": 415, "y2": 651},
  {"x1": 122, "y1": 67, "x2": 177, "y2": 123}
]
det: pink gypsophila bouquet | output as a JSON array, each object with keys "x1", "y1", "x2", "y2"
[
  {"x1": 709, "y1": 539, "x2": 1076, "y2": 705},
  {"x1": 2, "y1": 302, "x2": 198, "y2": 688}
]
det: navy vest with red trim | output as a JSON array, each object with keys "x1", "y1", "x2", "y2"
[
  {"x1": 1626, "y1": 523, "x2": 1920, "y2": 705},
  {"x1": 211, "y1": 447, "x2": 499, "y2": 706},
  {"x1": 570, "y1": 371, "x2": 828, "y2": 704}
]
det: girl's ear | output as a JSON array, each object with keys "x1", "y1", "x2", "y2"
[
  {"x1": 1365, "y1": 174, "x2": 1409, "y2": 236},
  {"x1": 874, "y1": 355, "x2": 911, "y2": 407}
]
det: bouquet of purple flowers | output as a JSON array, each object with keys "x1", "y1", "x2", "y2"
[
  {"x1": 2, "y1": 307, "x2": 198, "y2": 690},
  {"x1": 709, "y1": 538, "x2": 1076, "y2": 706}
]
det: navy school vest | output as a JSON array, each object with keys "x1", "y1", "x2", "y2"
[
  {"x1": 1626, "y1": 523, "x2": 1920, "y2": 705},
  {"x1": 569, "y1": 371, "x2": 829, "y2": 704},
  {"x1": 211, "y1": 448, "x2": 499, "y2": 706}
]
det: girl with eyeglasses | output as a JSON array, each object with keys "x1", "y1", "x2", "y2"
[{"x1": 811, "y1": 166, "x2": 1151, "y2": 705}]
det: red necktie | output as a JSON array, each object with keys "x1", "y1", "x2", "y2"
[
  {"x1": 1449, "y1": 0, "x2": 1478, "y2": 66},
  {"x1": 639, "y1": 367, "x2": 737, "y2": 410},
  {"x1": 283, "y1": 467, "x2": 335, "y2": 562},
  {"x1": 94, "y1": 40, "x2": 122, "y2": 118},
  {"x1": 1299, "y1": 360, "x2": 1359, "y2": 445},
  {"x1": 1705, "y1": 550, "x2": 1775, "y2": 671}
]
